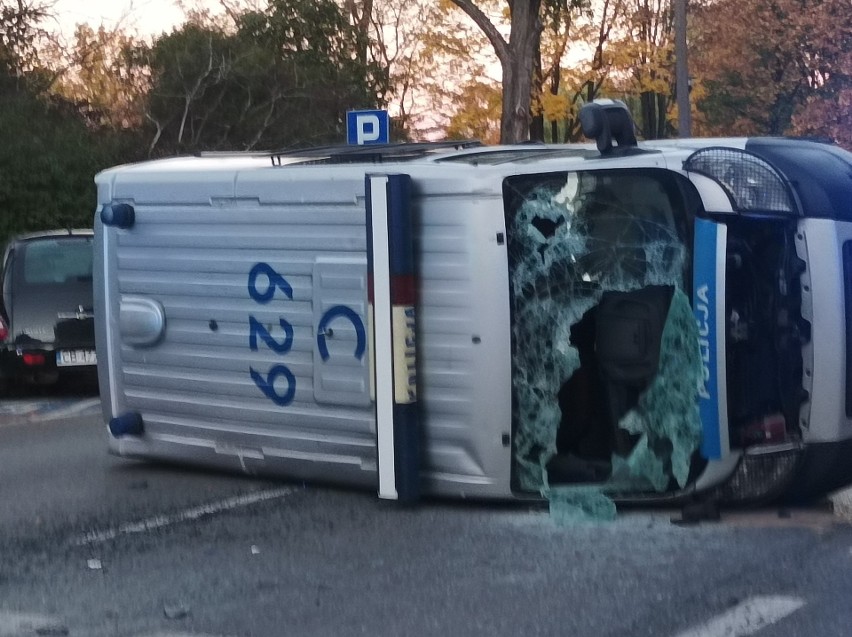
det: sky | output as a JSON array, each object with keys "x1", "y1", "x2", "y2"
[{"x1": 51, "y1": 0, "x2": 212, "y2": 39}]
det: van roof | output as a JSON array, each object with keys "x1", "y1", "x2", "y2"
[
  {"x1": 95, "y1": 137, "x2": 847, "y2": 191},
  {"x1": 96, "y1": 138, "x2": 754, "y2": 182}
]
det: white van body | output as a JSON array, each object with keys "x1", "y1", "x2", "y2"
[{"x1": 94, "y1": 136, "x2": 852, "y2": 503}]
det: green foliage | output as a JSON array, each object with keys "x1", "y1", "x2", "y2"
[
  {"x1": 0, "y1": 1, "x2": 142, "y2": 243},
  {"x1": 136, "y1": 0, "x2": 383, "y2": 154},
  {"x1": 445, "y1": 77, "x2": 502, "y2": 144},
  {"x1": 2, "y1": 0, "x2": 849, "y2": 247},
  {"x1": 0, "y1": 88, "x2": 142, "y2": 244}
]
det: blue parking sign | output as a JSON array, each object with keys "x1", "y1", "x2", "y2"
[{"x1": 347, "y1": 110, "x2": 390, "y2": 145}]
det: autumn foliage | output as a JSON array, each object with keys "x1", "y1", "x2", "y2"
[
  {"x1": 691, "y1": 0, "x2": 851, "y2": 148},
  {"x1": 0, "y1": 0, "x2": 849, "y2": 242},
  {"x1": 444, "y1": 0, "x2": 849, "y2": 147}
]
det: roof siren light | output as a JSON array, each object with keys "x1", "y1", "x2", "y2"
[{"x1": 579, "y1": 99, "x2": 638, "y2": 155}]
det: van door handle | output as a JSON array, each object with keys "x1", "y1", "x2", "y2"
[{"x1": 119, "y1": 296, "x2": 165, "y2": 347}]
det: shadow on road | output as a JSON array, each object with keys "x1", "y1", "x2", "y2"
[
  {"x1": 0, "y1": 375, "x2": 100, "y2": 426},
  {"x1": 3, "y1": 375, "x2": 99, "y2": 400}
]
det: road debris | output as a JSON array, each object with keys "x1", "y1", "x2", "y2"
[{"x1": 163, "y1": 602, "x2": 190, "y2": 620}]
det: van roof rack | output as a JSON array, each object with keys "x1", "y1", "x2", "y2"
[{"x1": 269, "y1": 140, "x2": 483, "y2": 166}]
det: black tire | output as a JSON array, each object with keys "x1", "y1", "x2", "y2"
[{"x1": 783, "y1": 442, "x2": 852, "y2": 504}]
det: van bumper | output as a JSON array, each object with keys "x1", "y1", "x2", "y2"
[{"x1": 716, "y1": 443, "x2": 802, "y2": 504}]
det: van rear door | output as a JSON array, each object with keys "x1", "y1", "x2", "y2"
[{"x1": 97, "y1": 167, "x2": 377, "y2": 486}]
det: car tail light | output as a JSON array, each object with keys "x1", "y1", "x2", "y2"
[
  {"x1": 0, "y1": 317, "x2": 7, "y2": 342},
  {"x1": 22, "y1": 353, "x2": 45, "y2": 366},
  {"x1": 738, "y1": 413, "x2": 787, "y2": 446}
]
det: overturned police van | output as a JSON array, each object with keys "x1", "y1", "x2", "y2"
[{"x1": 93, "y1": 101, "x2": 852, "y2": 512}]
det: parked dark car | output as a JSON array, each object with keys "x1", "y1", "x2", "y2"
[{"x1": 0, "y1": 230, "x2": 96, "y2": 391}]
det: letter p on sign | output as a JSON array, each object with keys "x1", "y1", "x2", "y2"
[
  {"x1": 347, "y1": 110, "x2": 390, "y2": 145},
  {"x1": 357, "y1": 115, "x2": 380, "y2": 144}
]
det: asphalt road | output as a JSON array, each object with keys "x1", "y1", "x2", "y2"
[{"x1": 1, "y1": 394, "x2": 852, "y2": 637}]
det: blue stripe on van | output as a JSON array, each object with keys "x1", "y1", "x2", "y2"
[
  {"x1": 694, "y1": 218, "x2": 722, "y2": 459},
  {"x1": 387, "y1": 174, "x2": 414, "y2": 276},
  {"x1": 393, "y1": 402, "x2": 420, "y2": 501},
  {"x1": 365, "y1": 177, "x2": 375, "y2": 293}
]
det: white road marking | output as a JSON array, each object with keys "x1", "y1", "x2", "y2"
[
  {"x1": 37, "y1": 397, "x2": 101, "y2": 422},
  {"x1": 0, "y1": 397, "x2": 101, "y2": 427},
  {"x1": 71, "y1": 487, "x2": 295, "y2": 546},
  {"x1": 672, "y1": 596, "x2": 805, "y2": 637},
  {"x1": 0, "y1": 401, "x2": 40, "y2": 416},
  {"x1": 0, "y1": 611, "x2": 67, "y2": 637},
  {"x1": 135, "y1": 633, "x2": 230, "y2": 637},
  {"x1": 1, "y1": 612, "x2": 233, "y2": 637}
]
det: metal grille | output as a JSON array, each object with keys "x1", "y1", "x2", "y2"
[
  {"x1": 684, "y1": 147, "x2": 796, "y2": 214},
  {"x1": 719, "y1": 450, "x2": 800, "y2": 503}
]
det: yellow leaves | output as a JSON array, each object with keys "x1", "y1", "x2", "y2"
[
  {"x1": 540, "y1": 91, "x2": 573, "y2": 122},
  {"x1": 436, "y1": 0, "x2": 839, "y2": 142},
  {"x1": 437, "y1": 0, "x2": 680, "y2": 139},
  {"x1": 445, "y1": 77, "x2": 502, "y2": 144},
  {"x1": 607, "y1": 35, "x2": 673, "y2": 87},
  {"x1": 635, "y1": 72, "x2": 671, "y2": 95}
]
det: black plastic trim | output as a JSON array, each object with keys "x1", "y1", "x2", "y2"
[{"x1": 844, "y1": 241, "x2": 852, "y2": 418}]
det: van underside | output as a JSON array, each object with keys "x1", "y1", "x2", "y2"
[{"x1": 504, "y1": 170, "x2": 808, "y2": 504}]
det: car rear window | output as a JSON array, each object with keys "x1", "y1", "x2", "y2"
[{"x1": 22, "y1": 237, "x2": 93, "y2": 285}]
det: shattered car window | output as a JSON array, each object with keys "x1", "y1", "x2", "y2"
[{"x1": 503, "y1": 170, "x2": 703, "y2": 521}]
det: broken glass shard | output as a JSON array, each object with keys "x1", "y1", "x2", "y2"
[{"x1": 504, "y1": 169, "x2": 703, "y2": 519}]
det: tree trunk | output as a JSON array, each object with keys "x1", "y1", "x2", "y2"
[
  {"x1": 549, "y1": 64, "x2": 560, "y2": 143},
  {"x1": 501, "y1": 0, "x2": 541, "y2": 143},
  {"x1": 550, "y1": 64, "x2": 562, "y2": 144},
  {"x1": 656, "y1": 93, "x2": 668, "y2": 138},
  {"x1": 344, "y1": 0, "x2": 373, "y2": 67},
  {"x1": 449, "y1": 0, "x2": 541, "y2": 144},
  {"x1": 529, "y1": 47, "x2": 544, "y2": 142},
  {"x1": 641, "y1": 90, "x2": 661, "y2": 139}
]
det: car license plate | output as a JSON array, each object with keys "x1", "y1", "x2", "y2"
[{"x1": 56, "y1": 349, "x2": 97, "y2": 367}]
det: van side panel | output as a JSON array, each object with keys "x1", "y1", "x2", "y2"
[
  {"x1": 97, "y1": 166, "x2": 513, "y2": 498},
  {"x1": 415, "y1": 184, "x2": 513, "y2": 496}
]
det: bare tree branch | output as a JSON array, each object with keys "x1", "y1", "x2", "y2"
[{"x1": 447, "y1": 0, "x2": 510, "y2": 65}]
